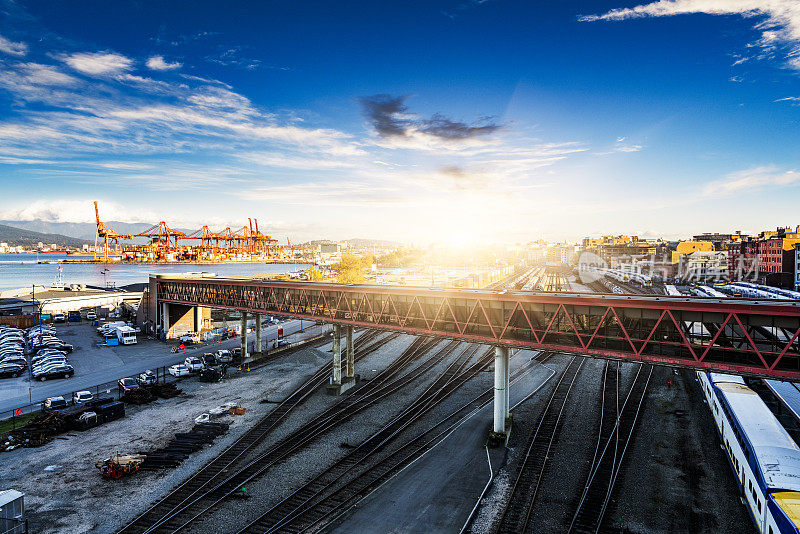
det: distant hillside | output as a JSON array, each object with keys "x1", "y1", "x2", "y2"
[
  {"x1": 0, "y1": 220, "x2": 156, "y2": 241},
  {"x1": 0, "y1": 223, "x2": 92, "y2": 248},
  {"x1": 0, "y1": 220, "x2": 195, "y2": 242},
  {"x1": 302, "y1": 238, "x2": 401, "y2": 248}
]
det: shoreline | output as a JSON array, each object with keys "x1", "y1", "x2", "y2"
[{"x1": 46, "y1": 259, "x2": 309, "y2": 265}]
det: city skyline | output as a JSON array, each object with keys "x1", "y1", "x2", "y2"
[{"x1": 0, "y1": 1, "x2": 798, "y2": 244}]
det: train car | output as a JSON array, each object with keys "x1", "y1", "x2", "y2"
[
  {"x1": 664, "y1": 284, "x2": 682, "y2": 296},
  {"x1": 730, "y1": 282, "x2": 800, "y2": 301},
  {"x1": 692, "y1": 285, "x2": 729, "y2": 298},
  {"x1": 697, "y1": 372, "x2": 800, "y2": 534}
]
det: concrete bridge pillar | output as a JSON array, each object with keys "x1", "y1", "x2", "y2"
[
  {"x1": 160, "y1": 302, "x2": 170, "y2": 338},
  {"x1": 240, "y1": 313, "x2": 248, "y2": 360},
  {"x1": 255, "y1": 313, "x2": 262, "y2": 354},
  {"x1": 494, "y1": 346, "x2": 510, "y2": 435},
  {"x1": 346, "y1": 326, "x2": 354, "y2": 378},
  {"x1": 333, "y1": 324, "x2": 342, "y2": 384}
]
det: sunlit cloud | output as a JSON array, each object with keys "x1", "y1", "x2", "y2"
[
  {"x1": 580, "y1": 0, "x2": 800, "y2": 70},
  {"x1": 146, "y1": 55, "x2": 182, "y2": 71},
  {"x1": 703, "y1": 165, "x2": 800, "y2": 195},
  {"x1": 59, "y1": 51, "x2": 134, "y2": 75},
  {"x1": 0, "y1": 34, "x2": 27, "y2": 56}
]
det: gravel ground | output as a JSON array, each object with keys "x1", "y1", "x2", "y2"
[
  {"x1": 187, "y1": 335, "x2": 468, "y2": 533},
  {"x1": 604, "y1": 366, "x2": 755, "y2": 533},
  {"x1": 0, "y1": 334, "x2": 334, "y2": 534},
  {"x1": 524, "y1": 357, "x2": 622, "y2": 532},
  {"x1": 468, "y1": 353, "x2": 572, "y2": 534}
]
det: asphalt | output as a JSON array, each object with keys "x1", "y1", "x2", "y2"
[
  {"x1": 0, "y1": 318, "x2": 307, "y2": 415},
  {"x1": 327, "y1": 350, "x2": 557, "y2": 534}
]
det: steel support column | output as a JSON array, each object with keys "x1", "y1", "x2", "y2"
[
  {"x1": 494, "y1": 346, "x2": 509, "y2": 434},
  {"x1": 346, "y1": 325, "x2": 354, "y2": 378},
  {"x1": 333, "y1": 324, "x2": 342, "y2": 384},
  {"x1": 240, "y1": 313, "x2": 248, "y2": 360},
  {"x1": 255, "y1": 313, "x2": 262, "y2": 353}
]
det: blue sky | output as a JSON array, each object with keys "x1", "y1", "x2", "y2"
[{"x1": 0, "y1": 0, "x2": 798, "y2": 244}]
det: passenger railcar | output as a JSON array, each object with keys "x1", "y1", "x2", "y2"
[{"x1": 697, "y1": 372, "x2": 800, "y2": 534}]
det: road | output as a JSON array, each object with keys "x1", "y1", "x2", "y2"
[
  {"x1": 0, "y1": 318, "x2": 312, "y2": 415},
  {"x1": 329, "y1": 349, "x2": 557, "y2": 534}
]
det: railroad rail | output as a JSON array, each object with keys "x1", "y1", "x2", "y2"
[
  {"x1": 156, "y1": 277, "x2": 800, "y2": 378},
  {"x1": 236, "y1": 343, "x2": 493, "y2": 533},
  {"x1": 124, "y1": 335, "x2": 461, "y2": 533},
  {"x1": 493, "y1": 356, "x2": 586, "y2": 534},
  {"x1": 567, "y1": 363, "x2": 653, "y2": 533},
  {"x1": 119, "y1": 329, "x2": 392, "y2": 534}
]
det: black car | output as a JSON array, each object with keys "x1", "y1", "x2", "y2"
[
  {"x1": 0, "y1": 363, "x2": 25, "y2": 378},
  {"x1": 201, "y1": 353, "x2": 217, "y2": 367},
  {"x1": 33, "y1": 364, "x2": 74, "y2": 381}
]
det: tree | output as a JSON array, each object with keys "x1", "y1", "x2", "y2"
[
  {"x1": 307, "y1": 266, "x2": 323, "y2": 282},
  {"x1": 335, "y1": 252, "x2": 366, "y2": 284}
]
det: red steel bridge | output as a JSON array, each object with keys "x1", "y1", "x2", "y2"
[{"x1": 156, "y1": 277, "x2": 800, "y2": 380}]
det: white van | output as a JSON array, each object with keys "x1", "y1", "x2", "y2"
[{"x1": 115, "y1": 326, "x2": 138, "y2": 345}]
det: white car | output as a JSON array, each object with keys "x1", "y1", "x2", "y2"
[
  {"x1": 214, "y1": 349, "x2": 233, "y2": 363},
  {"x1": 169, "y1": 364, "x2": 190, "y2": 377},
  {"x1": 86, "y1": 311, "x2": 97, "y2": 320},
  {"x1": 72, "y1": 390, "x2": 93, "y2": 403},
  {"x1": 184, "y1": 357, "x2": 204, "y2": 372}
]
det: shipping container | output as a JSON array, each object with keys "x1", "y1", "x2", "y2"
[{"x1": 0, "y1": 489, "x2": 25, "y2": 534}]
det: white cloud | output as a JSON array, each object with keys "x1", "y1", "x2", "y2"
[
  {"x1": 0, "y1": 199, "x2": 155, "y2": 223},
  {"x1": 580, "y1": 1, "x2": 800, "y2": 70},
  {"x1": 0, "y1": 34, "x2": 27, "y2": 56},
  {"x1": 775, "y1": 96, "x2": 800, "y2": 104},
  {"x1": 146, "y1": 55, "x2": 182, "y2": 71},
  {"x1": 61, "y1": 52, "x2": 134, "y2": 75},
  {"x1": 703, "y1": 165, "x2": 800, "y2": 195}
]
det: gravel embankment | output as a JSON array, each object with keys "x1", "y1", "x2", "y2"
[
  {"x1": 604, "y1": 366, "x2": 755, "y2": 533},
  {"x1": 0, "y1": 339, "x2": 335, "y2": 534}
]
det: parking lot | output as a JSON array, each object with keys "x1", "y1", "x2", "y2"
[{"x1": 0, "y1": 317, "x2": 308, "y2": 416}]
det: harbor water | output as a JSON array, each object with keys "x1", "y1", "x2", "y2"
[{"x1": 0, "y1": 253, "x2": 309, "y2": 291}]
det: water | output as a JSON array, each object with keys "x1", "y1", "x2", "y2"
[{"x1": 0, "y1": 253, "x2": 309, "y2": 291}]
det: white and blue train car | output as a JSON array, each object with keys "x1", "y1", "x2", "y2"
[{"x1": 697, "y1": 372, "x2": 800, "y2": 534}]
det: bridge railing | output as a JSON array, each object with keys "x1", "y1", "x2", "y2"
[{"x1": 157, "y1": 279, "x2": 800, "y2": 379}]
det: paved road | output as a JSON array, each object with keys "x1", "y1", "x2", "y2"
[
  {"x1": 0, "y1": 318, "x2": 311, "y2": 414},
  {"x1": 329, "y1": 350, "x2": 557, "y2": 534}
]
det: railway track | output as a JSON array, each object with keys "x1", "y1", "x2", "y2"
[
  {"x1": 493, "y1": 355, "x2": 586, "y2": 534},
  {"x1": 127, "y1": 336, "x2": 458, "y2": 533},
  {"x1": 567, "y1": 362, "x2": 653, "y2": 534},
  {"x1": 119, "y1": 329, "x2": 394, "y2": 534},
  {"x1": 236, "y1": 343, "x2": 494, "y2": 533}
]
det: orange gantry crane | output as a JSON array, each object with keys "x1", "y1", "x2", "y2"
[{"x1": 92, "y1": 202, "x2": 281, "y2": 262}]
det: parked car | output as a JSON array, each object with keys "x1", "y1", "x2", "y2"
[
  {"x1": 0, "y1": 363, "x2": 25, "y2": 378},
  {"x1": 214, "y1": 349, "x2": 233, "y2": 363},
  {"x1": 68, "y1": 311, "x2": 82, "y2": 322},
  {"x1": 201, "y1": 353, "x2": 217, "y2": 367},
  {"x1": 86, "y1": 311, "x2": 97, "y2": 320},
  {"x1": 53, "y1": 313, "x2": 66, "y2": 323},
  {"x1": 33, "y1": 364, "x2": 74, "y2": 381},
  {"x1": 42, "y1": 341, "x2": 73, "y2": 353},
  {"x1": 42, "y1": 396, "x2": 68, "y2": 410},
  {"x1": 168, "y1": 364, "x2": 190, "y2": 377},
  {"x1": 184, "y1": 356, "x2": 204, "y2": 372},
  {"x1": 178, "y1": 333, "x2": 198, "y2": 344},
  {"x1": 117, "y1": 377, "x2": 139, "y2": 392},
  {"x1": 72, "y1": 390, "x2": 93, "y2": 403},
  {"x1": 137, "y1": 370, "x2": 157, "y2": 386}
]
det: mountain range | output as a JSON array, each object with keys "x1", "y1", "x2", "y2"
[{"x1": 0, "y1": 223, "x2": 92, "y2": 248}]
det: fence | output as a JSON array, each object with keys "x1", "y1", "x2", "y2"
[
  {"x1": 1, "y1": 322, "x2": 333, "y2": 431},
  {"x1": 0, "y1": 364, "x2": 181, "y2": 431}
]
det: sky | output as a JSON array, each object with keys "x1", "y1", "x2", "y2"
[{"x1": 0, "y1": 0, "x2": 798, "y2": 245}]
